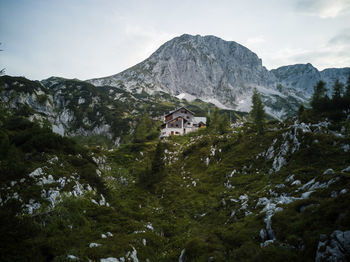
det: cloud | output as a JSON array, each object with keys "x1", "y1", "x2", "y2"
[
  {"x1": 329, "y1": 28, "x2": 350, "y2": 45},
  {"x1": 120, "y1": 22, "x2": 177, "y2": 64},
  {"x1": 296, "y1": 0, "x2": 350, "y2": 18},
  {"x1": 265, "y1": 29, "x2": 350, "y2": 70},
  {"x1": 246, "y1": 36, "x2": 265, "y2": 45}
]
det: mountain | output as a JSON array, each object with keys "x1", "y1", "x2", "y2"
[
  {"x1": 88, "y1": 34, "x2": 301, "y2": 119},
  {"x1": 0, "y1": 75, "x2": 244, "y2": 144},
  {"x1": 1, "y1": 34, "x2": 350, "y2": 261},
  {"x1": 271, "y1": 63, "x2": 350, "y2": 98},
  {"x1": 89, "y1": 34, "x2": 276, "y2": 101},
  {"x1": 88, "y1": 34, "x2": 348, "y2": 119}
]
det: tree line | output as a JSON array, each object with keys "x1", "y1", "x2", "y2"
[{"x1": 310, "y1": 74, "x2": 350, "y2": 119}]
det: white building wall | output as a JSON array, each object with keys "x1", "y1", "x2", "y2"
[{"x1": 161, "y1": 126, "x2": 198, "y2": 137}]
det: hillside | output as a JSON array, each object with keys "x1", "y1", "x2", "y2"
[
  {"x1": 0, "y1": 75, "x2": 245, "y2": 144},
  {"x1": 1, "y1": 99, "x2": 350, "y2": 261}
]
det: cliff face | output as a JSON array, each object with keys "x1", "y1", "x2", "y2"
[
  {"x1": 271, "y1": 63, "x2": 350, "y2": 97},
  {"x1": 88, "y1": 34, "x2": 349, "y2": 118},
  {"x1": 88, "y1": 34, "x2": 279, "y2": 110}
]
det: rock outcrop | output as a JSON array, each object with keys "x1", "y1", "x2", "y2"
[
  {"x1": 315, "y1": 230, "x2": 350, "y2": 262},
  {"x1": 271, "y1": 64, "x2": 350, "y2": 98}
]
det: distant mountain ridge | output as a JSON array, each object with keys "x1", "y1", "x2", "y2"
[
  {"x1": 271, "y1": 63, "x2": 350, "y2": 98},
  {"x1": 88, "y1": 34, "x2": 349, "y2": 119}
]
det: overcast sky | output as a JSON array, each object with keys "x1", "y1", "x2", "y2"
[{"x1": 1, "y1": 0, "x2": 350, "y2": 80}]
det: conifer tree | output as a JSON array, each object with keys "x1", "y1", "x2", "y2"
[
  {"x1": 346, "y1": 74, "x2": 350, "y2": 97},
  {"x1": 297, "y1": 104, "x2": 305, "y2": 121},
  {"x1": 218, "y1": 113, "x2": 230, "y2": 134},
  {"x1": 208, "y1": 108, "x2": 230, "y2": 134},
  {"x1": 250, "y1": 88, "x2": 265, "y2": 134},
  {"x1": 332, "y1": 79, "x2": 344, "y2": 100},
  {"x1": 331, "y1": 79, "x2": 344, "y2": 111},
  {"x1": 206, "y1": 112, "x2": 211, "y2": 128},
  {"x1": 345, "y1": 74, "x2": 350, "y2": 110},
  {"x1": 134, "y1": 114, "x2": 154, "y2": 142},
  {"x1": 138, "y1": 141, "x2": 165, "y2": 189},
  {"x1": 151, "y1": 141, "x2": 164, "y2": 179},
  {"x1": 209, "y1": 108, "x2": 220, "y2": 133},
  {"x1": 311, "y1": 81, "x2": 328, "y2": 111}
]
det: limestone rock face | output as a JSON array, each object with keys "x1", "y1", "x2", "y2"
[
  {"x1": 88, "y1": 34, "x2": 279, "y2": 111},
  {"x1": 315, "y1": 230, "x2": 350, "y2": 262},
  {"x1": 271, "y1": 64, "x2": 350, "y2": 98},
  {"x1": 88, "y1": 34, "x2": 349, "y2": 118}
]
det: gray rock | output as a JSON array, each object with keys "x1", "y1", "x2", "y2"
[
  {"x1": 271, "y1": 64, "x2": 350, "y2": 98},
  {"x1": 323, "y1": 169, "x2": 335, "y2": 175},
  {"x1": 315, "y1": 230, "x2": 350, "y2": 262},
  {"x1": 260, "y1": 229, "x2": 268, "y2": 241},
  {"x1": 341, "y1": 166, "x2": 350, "y2": 173},
  {"x1": 87, "y1": 34, "x2": 307, "y2": 119}
]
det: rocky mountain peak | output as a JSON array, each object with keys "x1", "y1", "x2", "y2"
[
  {"x1": 87, "y1": 34, "x2": 349, "y2": 119},
  {"x1": 88, "y1": 34, "x2": 278, "y2": 112}
]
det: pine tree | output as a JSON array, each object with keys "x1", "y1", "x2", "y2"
[
  {"x1": 311, "y1": 81, "x2": 328, "y2": 111},
  {"x1": 331, "y1": 79, "x2": 344, "y2": 111},
  {"x1": 332, "y1": 79, "x2": 344, "y2": 100},
  {"x1": 250, "y1": 88, "x2": 265, "y2": 134},
  {"x1": 208, "y1": 108, "x2": 230, "y2": 134},
  {"x1": 138, "y1": 141, "x2": 165, "y2": 189},
  {"x1": 209, "y1": 108, "x2": 220, "y2": 133},
  {"x1": 345, "y1": 74, "x2": 350, "y2": 111},
  {"x1": 206, "y1": 112, "x2": 211, "y2": 128},
  {"x1": 218, "y1": 113, "x2": 230, "y2": 134},
  {"x1": 297, "y1": 104, "x2": 305, "y2": 121},
  {"x1": 151, "y1": 141, "x2": 164, "y2": 175},
  {"x1": 134, "y1": 114, "x2": 154, "y2": 142}
]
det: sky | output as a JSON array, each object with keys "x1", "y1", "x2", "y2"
[{"x1": 0, "y1": 0, "x2": 350, "y2": 80}]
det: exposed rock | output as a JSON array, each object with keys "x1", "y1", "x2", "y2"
[
  {"x1": 315, "y1": 230, "x2": 350, "y2": 262},
  {"x1": 89, "y1": 242, "x2": 101, "y2": 248},
  {"x1": 87, "y1": 34, "x2": 313, "y2": 118},
  {"x1": 342, "y1": 166, "x2": 350, "y2": 173},
  {"x1": 323, "y1": 169, "x2": 335, "y2": 175},
  {"x1": 100, "y1": 258, "x2": 119, "y2": 262},
  {"x1": 271, "y1": 63, "x2": 350, "y2": 98},
  {"x1": 179, "y1": 249, "x2": 186, "y2": 262},
  {"x1": 340, "y1": 189, "x2": 347, "y2": 195}
]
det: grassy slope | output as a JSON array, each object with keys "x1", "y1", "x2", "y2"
[{"x1": 1, "y1": 99, "x2": 350, "y2": 261}]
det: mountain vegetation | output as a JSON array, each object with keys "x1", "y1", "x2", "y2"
[
  {"x1": 1, "y1": 76, "x2": 350, "y2": 260},
  {"x1": 250, "y1": 89, "x2": 266, "y2": 135},
  {"x1": 1, "y1": 34, "x2": 350, "y2": 261}
]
